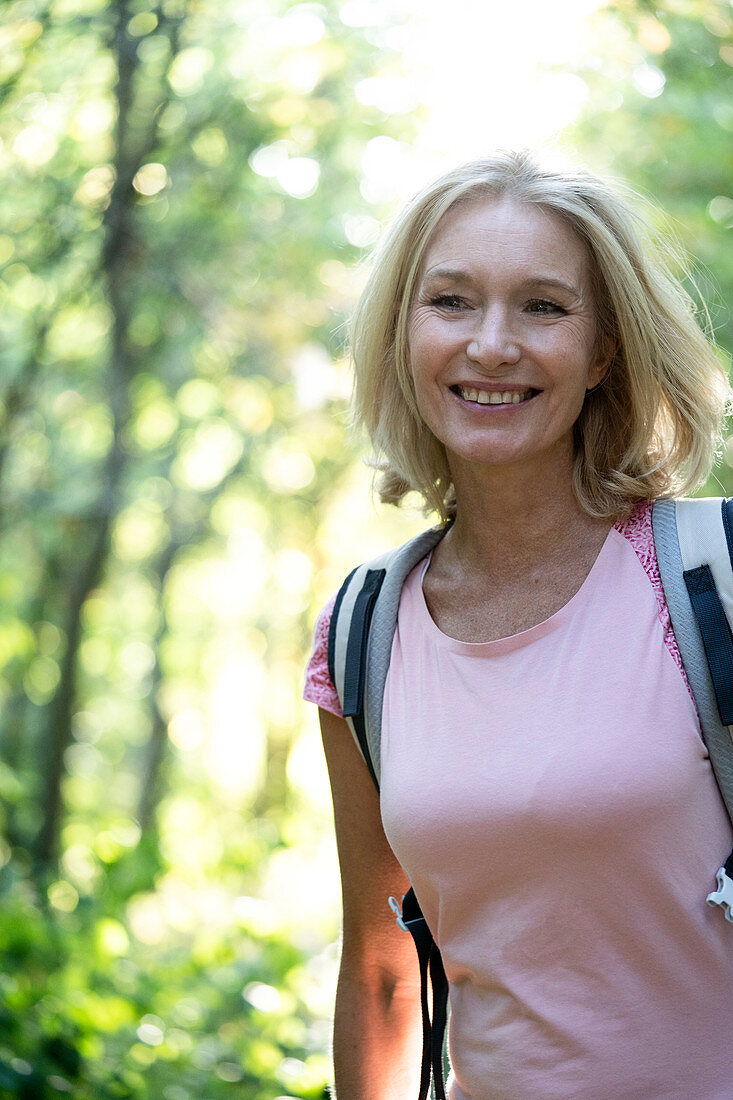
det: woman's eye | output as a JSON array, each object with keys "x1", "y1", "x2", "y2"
[
  {"x1": 526, "y1": 299, "x2": 565, "y2": 315},
  {"x1": 430, "y1": 294, "x2": 466, "y2": 311}
]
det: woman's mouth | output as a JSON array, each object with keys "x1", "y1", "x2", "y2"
[{"x1": 450, "y1": 385, "x2": 539, "y2": 406}]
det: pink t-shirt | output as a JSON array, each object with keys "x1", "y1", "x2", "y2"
[{"x1": 304, "y1": 504, "x2": 733, "y2": 1098}]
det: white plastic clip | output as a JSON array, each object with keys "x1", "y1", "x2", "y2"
[
  {"x1": 706, "y1": 867, "x2": 733, "y2": 921},
  {"x1": 388, "y1": 895, "x2": 408, "y2": 932}
]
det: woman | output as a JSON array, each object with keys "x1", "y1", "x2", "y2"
[{"x1": 303, "y1": 151, "x2": 733, "y2": 1099}]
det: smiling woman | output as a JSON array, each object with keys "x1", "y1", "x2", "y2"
[{"x1": 303, "y1": 151, "x2": 733, "y2": 1099}]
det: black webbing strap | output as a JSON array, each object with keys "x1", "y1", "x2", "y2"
[
  {"x1": 721, "y1": 497, "x2": 733, "y2": 565},
  {"x1": 683, "y1": 563, "x2": 733, "y2": 725},
  {"x1": 327, "y1": 566, "x2": 357, "y2": 688},
  {"x1": 401, "y1": 888, "x2": 448, "y2": 1100},
  {"x1": 429, "y1": 943, "x2": 449, "y2": 1098},
  {"x1": 342, "y1": 568, "x2": 387, "y2": 718},
  {"x1": 724, "y1": 849, "x2": 733, "y2": 880}
]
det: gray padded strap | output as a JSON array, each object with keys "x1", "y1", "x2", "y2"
[
  {"x1": 330, "y1": 548, "x2": 404, "y2": 774},
  {"x1": 364, "y1": 526, "x2": 448, "y2": 783},
  {"x1": 331, "y1": 525, "x2": 448, "y2": 783},
  {"x1": 652, "y1": 498, "x2": 733, "y2": 819},
  {"x1": 331, "y1": 550, "x2": 396, "y2": 708}
]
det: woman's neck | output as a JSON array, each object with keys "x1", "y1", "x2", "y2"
[{"x1": 441, "y1": 456, "x2": 613, "y2": 583}]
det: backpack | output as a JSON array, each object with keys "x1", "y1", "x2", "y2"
[{"x1": 327, "y1": 496, "x2": 733, "y2": 1100}]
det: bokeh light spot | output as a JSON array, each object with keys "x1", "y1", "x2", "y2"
[
  {"x1": 133, "y1": 162, "x2": 168, "y2": 196},
  {"x1": 243, "y1": 981, "x2": 282, "y2": 1012},
  {"x1": 276, "y1": 156, "x2": 320, "y2": 198},
  {"x1": 632, "y1": 63, "x2": 666, "y2": 98},
  {"x1": 48, "y1": 880, "x2": 79, "y2": 913},
  {"x1": 137, "y1": 1015, "x2": 165, "y2": 1046},
  {"x1": 168, "y1": 47, "x2": 214, "y2": 96},
  {"x1": 128, "y1": 11, "x2": 158, "y2": 36}
]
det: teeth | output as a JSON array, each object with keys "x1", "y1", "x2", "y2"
[{"x1": 458, "y1": 387, "x2": 529, "y2": 405}]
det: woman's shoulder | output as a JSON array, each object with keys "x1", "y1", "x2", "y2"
[{"x1": 613, "y1": 498, "x2": 654, "y2": 559}]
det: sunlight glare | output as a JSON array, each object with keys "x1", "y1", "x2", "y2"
[
  {"x1": 207, "y1": 653, "x2": 265, "y2": 798},
  {"x1": 360, "y1": 0, "x2": 604, "y2": 201},
  {"x1": 287, "y1": 711, "x2": 332, "y2": 810}
]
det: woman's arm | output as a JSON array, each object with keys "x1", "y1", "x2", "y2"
[{"x1": 320, "y1": 707, "x2": 423, "y2": 1100}]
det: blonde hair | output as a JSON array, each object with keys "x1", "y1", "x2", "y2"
[{"x1": 350, "y1": 150, "x2": 731, "y2": 520}]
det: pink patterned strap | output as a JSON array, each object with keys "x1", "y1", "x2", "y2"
[{"x1": 303, "y1": 501, "x2": 691, "y2": 716}]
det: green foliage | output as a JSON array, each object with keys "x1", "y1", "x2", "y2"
[
  {"x1": 0, "y1": 0, "x2": 416, "y2": 1093},
  {"x1": 0, "y1": 867, "x2": 333, "y2": 1098}
]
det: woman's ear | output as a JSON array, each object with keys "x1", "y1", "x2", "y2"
[{"x1": 587, "y1": 333, "x2": 619, "y2": 393}]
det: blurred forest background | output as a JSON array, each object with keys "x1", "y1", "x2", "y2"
[{"x1": 0, "y1": 0, "x2": 732, "y2": 1096}]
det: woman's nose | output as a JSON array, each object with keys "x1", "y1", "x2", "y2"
[{"x1": 466, "y1": 308, "x2": 521, "y2": 366}]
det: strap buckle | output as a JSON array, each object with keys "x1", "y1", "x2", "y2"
[
  {"x1": 388, "y1": 895, "x2": 408, "y2": 932},
  {"x1": 707, "y1": 866, "x2": 733, "y2": 921}
]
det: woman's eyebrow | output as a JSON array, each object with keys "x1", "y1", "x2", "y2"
[
  {"x1": 524, "y1": 276, "x2": 582, "y2": 297},
  {"x1": 421, "y1": 266, "x2": 473, "y2": 284},
  {"x1": 420, "y1": 267, "x2": 582, "y2": 298}
]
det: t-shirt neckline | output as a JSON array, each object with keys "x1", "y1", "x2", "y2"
[{"x1": 416, "y1": 526, "x2": 619, "y2": 656}]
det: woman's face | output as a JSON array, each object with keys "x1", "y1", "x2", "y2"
[{"x1": 407, "y1": 197, "x2": 609, "y2": 480}]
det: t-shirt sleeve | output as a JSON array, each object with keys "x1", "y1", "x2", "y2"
[{"x1": 303, "y1": 592, "x2": 343, "y2": 717}]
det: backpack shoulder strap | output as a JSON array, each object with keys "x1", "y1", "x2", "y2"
[
  {"x1": 652, "y1": 496, "x2": 733, "y2": 819},
  {"x1": 328, "y1": 524, "x2": 448, "y2": 789}
]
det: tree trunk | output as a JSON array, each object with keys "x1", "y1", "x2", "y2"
[
  {"x1": 136, "y1": 535, "x2": 182, "y2": 835},
  {"x1": 33, "y1": 0, "x2": 140, "y2": 868}
]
